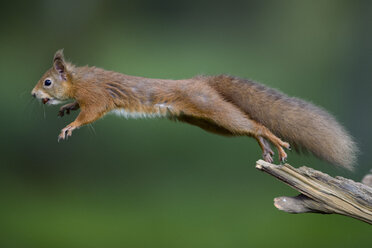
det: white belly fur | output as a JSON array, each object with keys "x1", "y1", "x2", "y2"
[{"x1": 111, "y1": 104, "x2": 172, "y2": 119}]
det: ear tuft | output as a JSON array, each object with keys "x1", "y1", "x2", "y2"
[
  {"x1": 53, "y1": 49, "x2": 67, "y2": 80},
  {"x1": 53, "y1": 49, "x2": 65, "y2": 62}
]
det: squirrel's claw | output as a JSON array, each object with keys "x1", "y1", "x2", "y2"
[
  {"x1": 263, "y1": 152, "x2": 274, "y2": 163},
  {"x1": 281, "y1": 142, "x2": 291, "y2": 150},
  {"x1": 58, "y1": 125, "x2": 76, "y2": 141},
  {"x1": 262, "y1": 145, "x2": 275, "y2": 163},
  {"x1": 280, "y1": 156, "x2": 287, "y2": 164},
  {"x1": 58, "y1": 109, "x2": 70, "y2": 117},
  {"x1": 278, "y1": 149, "x2": 288, "y2": 164}
]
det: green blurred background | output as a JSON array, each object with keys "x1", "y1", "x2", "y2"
[{"x1": 0, "y1": 0, "x2": 371, "y2": 247}]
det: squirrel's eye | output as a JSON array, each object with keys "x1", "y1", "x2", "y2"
[{"x1": 44, "y1": 79, "x2": 52, "y2": 87}]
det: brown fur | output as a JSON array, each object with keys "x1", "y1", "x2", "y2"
[
  {"x1": 31, "y1": 50, "x2": 358, "y2": 169},
  {"x1": 207, "y1": 75, "x2": 358, "y2": 169}
]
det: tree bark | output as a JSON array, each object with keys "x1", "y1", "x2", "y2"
[{"x1": 255, "y1": 160, "x2": 372, "y2": 224}]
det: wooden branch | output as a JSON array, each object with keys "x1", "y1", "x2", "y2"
[
  {"x1": 362, "y1": 169, "x2": 372, "y2": 187},
  {"x1": 255, "y1": 159, "x2": 372, "y2": 224}
]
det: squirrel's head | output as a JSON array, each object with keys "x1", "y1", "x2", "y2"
[{"x1": 31, "y1": 49, "x2": 73, "y2": 105}]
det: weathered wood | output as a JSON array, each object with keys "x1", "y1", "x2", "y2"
[
  {"x1": 362, "y1": 169, "x2": 372, "y2": 187},
  {"x1": 255, "y1": 159, "x2": 372, "y2": 224}
]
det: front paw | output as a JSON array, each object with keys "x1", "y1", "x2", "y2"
[
  {"x1": 58, "y1": 107, "x2": 71, "y2": 117},
  {"x1": 58, "y1": 125, "x2": 76, "y2": 141},
  {"x1": 58, "y1": 109, "x2": 66, "y2": 117},
  {"x1": 58, "y1": 102, "x2": 79, "y2": 117}
]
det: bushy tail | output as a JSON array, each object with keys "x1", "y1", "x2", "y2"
[{"x1": 208, "y1": 75, "x2": 358, "y2": 170}]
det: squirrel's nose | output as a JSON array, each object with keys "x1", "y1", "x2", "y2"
[{"x1": 32, "y1": 93, "x2": 36, "y2": 98}]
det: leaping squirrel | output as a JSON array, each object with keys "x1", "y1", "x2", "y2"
[{"x1": 31, "y1": 50, "x2": 358, "y2": 169}]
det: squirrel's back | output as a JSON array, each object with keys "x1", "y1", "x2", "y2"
[{"x1": 207, "y1": 75, "x2": 358, "y2": 170}]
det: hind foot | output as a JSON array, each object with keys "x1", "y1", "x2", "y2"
[
  {"x1": 274, "y1": 140, "x2": 291, "y2": 163},
  {"x1": 258, "y1": 137, "x2": 275, "y2": 163},
  {"x1": 258, "y1": 135, "x2": 290, "y2": 164}
]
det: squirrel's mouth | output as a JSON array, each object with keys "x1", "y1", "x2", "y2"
[{"x1": 42, "y1": 98, "x2": 50, "y2": 104}]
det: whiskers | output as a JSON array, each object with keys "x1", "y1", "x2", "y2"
[
  {"x1": 88, "y1": 123, "x2": 96, "y2": 135},
  {"x1": 19, "y1": 90, "x2": 29, "y2": 98},
  {"x1": 42, "y1": 104, "x2": 46, "y2": 119},
  {"x1": 22, "y1": 93, "x2": 38, "y2": 119},
  {"x1": 21, "y1": 89, "x2": 49, "y2": 120}
]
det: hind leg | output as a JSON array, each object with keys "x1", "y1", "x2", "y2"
[
  {"x1": 175, "y1": 93, "x2": 291, "y2": 163},
  {"x1": 211, "y1": 114, "x2": 290, "y2": 162}
]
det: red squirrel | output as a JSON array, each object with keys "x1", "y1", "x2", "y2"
[{"x1": 31, "y1": 50, "x2": 358, "y2": 169}]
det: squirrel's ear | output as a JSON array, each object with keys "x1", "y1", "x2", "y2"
[{"x1": 53, "y1": 49, "x2": 67, "y2": 80}]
